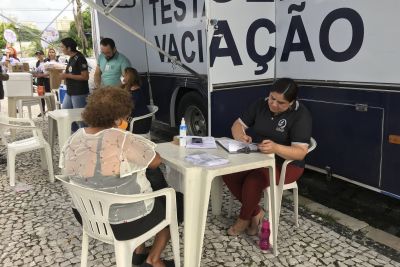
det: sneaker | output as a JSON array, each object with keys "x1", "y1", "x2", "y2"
[{"x1": 37, "y1": 111, "x2": 46, "y2": 117}]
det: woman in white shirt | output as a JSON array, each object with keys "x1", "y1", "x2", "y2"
[{"x1": 60, "y1": 87, "x2": 180, "y2": 267}]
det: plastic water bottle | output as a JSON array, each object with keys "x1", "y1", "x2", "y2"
[
  {"x1": 259, "y1": 215, "x2": 271, "y2": 250},
  {"x1": 179, "y1": 118, "x2": 187, "y2": 147}
]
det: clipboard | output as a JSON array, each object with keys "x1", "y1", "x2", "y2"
[{"x1": 216, "y1": 138, "x2": 258, "y2": 154}]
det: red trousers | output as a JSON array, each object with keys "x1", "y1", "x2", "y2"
[{"x1": 223, "y1": 164, "x2": 304, "y2": 220}]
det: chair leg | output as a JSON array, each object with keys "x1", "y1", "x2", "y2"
[
  {"x1": 293, "y1": 187, "x2": 299, "y2": 227},
  {"x1": 39, "y1": 148, "x2": 48, "y2": 170},
  {"x1": 44, "y1": 144, "x2": 54, "y2": 183},
  {"x1": 81, "y1": 231, "x2": 89, "y2": 267},
  {"x1": 28, "y1": 105, "x2": 32, "y2": 119},
  {"x1": 114, "y1": 241, "x2": 135, "y2": 267},
  {"x1": 8, "y1": 150, "x2": 16, "y2": 186},
  {"x1": 17, "y1": 101, "x2": 23, "y2": 118},
  {"x1": 169, "y1": 215, "x2": 181, "y2": 267}
]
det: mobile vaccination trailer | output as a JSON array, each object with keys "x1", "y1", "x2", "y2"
[{"x1": 87, "y1": 0, "x2": 400, "y2": 199}]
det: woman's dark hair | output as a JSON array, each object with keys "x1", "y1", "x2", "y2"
[
  {"x1": 82, "y1": 87, "x2": 133, "y2": 128},
  {"x1": 124, "y1": 67, "x2": 142, "y2": 88},
  {"x1": 61, "y1": 37, "x2": 78, "y2": 52},
  {"x1": 271, "y1": 78, "x2": 298, "y2": 102},
  {"x1": 100, "y1": 38, "x2": 116, "y2": 49}
]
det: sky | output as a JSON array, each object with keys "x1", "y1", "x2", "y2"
[{"x1": 0, "y1": 0, "x2": 75, "y2": 31}]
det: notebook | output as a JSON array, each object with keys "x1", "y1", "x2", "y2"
[{"x1": 217, "y1": 138, "x2": 258, "y2": 154}]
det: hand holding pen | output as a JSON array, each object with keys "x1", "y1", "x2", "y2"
[{"x1": 258, "y1": 139, "x2": 277, "y2": 154}]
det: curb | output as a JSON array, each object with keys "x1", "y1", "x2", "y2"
[{"x1": 284, "y1": 191, "x2": 400, "y2": 252}]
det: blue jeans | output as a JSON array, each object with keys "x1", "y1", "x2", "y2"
[{"x1": 62, "y1": 93, "x2": 88, "y2": 132}]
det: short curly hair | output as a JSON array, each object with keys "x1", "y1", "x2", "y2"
[{"x1": 82, "y1": 87, "x2": 133, "y2": 128}]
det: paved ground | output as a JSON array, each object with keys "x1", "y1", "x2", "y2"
[{"x1": 1, "y1": 104, "x2": 400, "y2": 266}]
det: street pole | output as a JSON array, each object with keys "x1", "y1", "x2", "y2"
[{"x1": 16, "y1": 26, "x2": 23, "y2": 58}]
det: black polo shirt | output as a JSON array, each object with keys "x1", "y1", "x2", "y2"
[
  {"x1": 65, "y1": 52, "x2": 89, "y2": 95},
  {"x1": 240, "y1": 98, "x2": 312, "y2": 167}
]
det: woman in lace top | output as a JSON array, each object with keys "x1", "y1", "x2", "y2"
[{"x1": 60, "y1": 87, "x2": 179, "y2": 267}]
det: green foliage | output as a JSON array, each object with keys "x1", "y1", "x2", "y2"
[
  {"x1": 0, "y1": 7, "x2": 93, "y2": 57},
  {"x1": 0, "y1": 23, "x2": 17, "y2": 48},
  {"x1": 68, "y1": 8, "x2": 93, "y2": 56},
  {"x1": 0, "y1": 22, "x2": 43, "y2": 56}
]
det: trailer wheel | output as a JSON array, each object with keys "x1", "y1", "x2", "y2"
[{"x1": 177, "y1": 92, "x2": 207, "y2": 136}]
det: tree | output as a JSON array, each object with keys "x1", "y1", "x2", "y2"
[
  {"x1": 69, "y1": 0, "x2": 92, "y2": 56},
  {"x1": 0, "y1": 22, "x2": 42, "y2": 57}
]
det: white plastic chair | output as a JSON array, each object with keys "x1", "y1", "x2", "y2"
[
  {"x1": 51, "y1": 89, "x2": 62, "y2": 109},
  {"x1": 227, "y1": 138, "x2": 317, "y2": 227},
  {"x1": 56, "y1": 175, "x2": 181, "y2": 267},
  {"x1": 0, "y1": 115, "x2": 54, "y2": 186},
  {"x1": 129, "y1": 105, "x2": 158, "y2": 139},
  {"x1": 17, "y1": 98, "x2": 45, "y2": 119}
]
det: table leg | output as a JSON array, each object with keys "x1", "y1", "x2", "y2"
[
  {"x1": 183, "y1": 169, "x2": 213, "y2": 267},
  {"x1": 268, "y1": 166, "x2": 278, "y2": 256},
  {"x1": 7, "y1": 97, "x2": 17, "y2": 139},
  {"x1": 210, "y1": 176, "x2": 223, "y2": 216},
  {"x1": 57, "y1": 118, "x2": 72, "y2": 152}
]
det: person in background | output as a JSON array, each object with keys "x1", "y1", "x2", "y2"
[
  {"x1": 223, "y1": 78, "x2": 312, "y2": 236},
  {"x1": 94, "y1": 37, "x2": 131, "y2": 88},
  {"x1": 121, "y1": 67, "x2": 151, "y2": 134},
  {"x1": 47, "y1": 47, "x2": 59, "y2": 62},
  {"x1": 33, "y1": 50, "x2": 51, "y2": 116},
  {"x1": 1, "y1": 44, "x2": 20, "y2": 70},
  {"x1": 59, "y1": 37, "x2": 89, "y2": 130},
  {"x1": 60, "y1": 87, "x2": 181, "y2": 267}
]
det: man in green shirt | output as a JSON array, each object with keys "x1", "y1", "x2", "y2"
[{"x1": 94, "y1": 38, "x2": 131, "y2": 88}]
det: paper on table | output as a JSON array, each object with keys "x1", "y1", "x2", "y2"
[
  {"x1": 184, "y1": 152, "x2": 229, "y2": 167},
  {"x1": 185, "y1": 136, "x2": 217, "y2": 149},
  {"x1": 217, "y1": 138, "x2": 258, "y2": 153}
]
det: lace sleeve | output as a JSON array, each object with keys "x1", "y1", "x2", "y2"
[{"x1": 122, "y1": 133, "x2": 156, "y2": 172}]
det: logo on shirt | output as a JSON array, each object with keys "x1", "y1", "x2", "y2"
[
  {"x1": 276, "y1": 119, "x2": 287, "y2": 132},
  {"x1": 68, "y1": 66, "x2": 72, "y2": 72}
]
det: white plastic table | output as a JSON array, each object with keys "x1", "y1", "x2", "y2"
[
  {"x1": 47, "y1": 108, "x2": 84, "y2": 153},
  {"x1": 156, "y1": 142, "x2": 278, "y2": 267}
]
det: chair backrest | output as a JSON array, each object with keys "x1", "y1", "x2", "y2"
[
  {"x1": 0, "y1": 115, "x2": 9, "y2": 146},
  {"x1": 129, "y1": 105, "x2": 159, "y2": 134},
  {"x1": 147, "y1": 104, "x2": 159, "y2": 115},
  {"x1": 308, "y1": 137, "x2": 317, "y2": 153},
  {"x1": 0, "y1": 115, "x2": 43, "y2": 145},
  {"x1": 57, "y1": 175, "x2": 118, "y2": 244},
  {"x1": 56, "y1": 175, "x2": 165, "y2": 244}
]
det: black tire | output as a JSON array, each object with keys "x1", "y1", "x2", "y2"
[{"x1": 177, "y1": 91, "x2": 207, "y2": 136}]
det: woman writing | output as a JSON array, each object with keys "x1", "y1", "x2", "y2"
[
  {"x1": 223, "y1": 78, "x2": 312, "y2": 236},
  {"x1": 60, "y1": 87, "x2": 180, "y2": 267}
]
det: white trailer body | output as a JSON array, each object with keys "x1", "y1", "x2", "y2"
[{"x1": 89, "y1": 0, "x2": 400, "y2": 199}]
